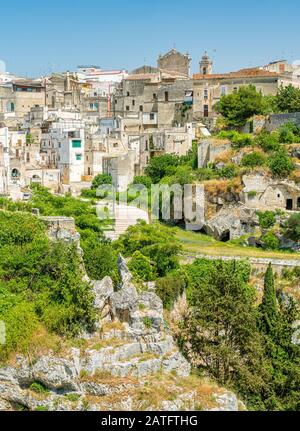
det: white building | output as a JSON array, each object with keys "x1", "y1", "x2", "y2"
[{"x1": 41, "y1": 111, "x2": 85, "y2": 183}]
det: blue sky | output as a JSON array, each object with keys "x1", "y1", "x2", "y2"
[{"x1": 1, "y1": 0, "x2": 300, "y2": 77}]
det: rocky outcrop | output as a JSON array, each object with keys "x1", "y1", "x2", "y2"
[
  {"x1": 0, "y1": 254, "x2": 243, "y2": 412},
  {"x1": 205, "y1": 204, "x2": 258, "y2": 241}
]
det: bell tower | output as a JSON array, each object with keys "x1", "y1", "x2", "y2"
[{"x1": 200, "y1": 51, "x2": 213, "y2": 75}]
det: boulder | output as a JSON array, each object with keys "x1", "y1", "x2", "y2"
[
  {"x1": 210, "y1": 391, "x2": 239, "y2": 411},
  {"x1": 111, "y1": 284, "x2": 138, "y2": 323},
  {"x1": 117, "y1": 254, "x2": 132, "y2": 285},
  {"x1": 91, "y1": 276, "x2": 114, "y2": 312},
  {"x1": 81, "y1": 382, "x2": 110, "y2": 396},
  {"x1": 162, "y1": 351, "x2": 191, "y2": 377},
  {"x1": 205, "y1": 205, "x2": 258, "y2": 241},
  {"x1": 31, "y1": 356, "x2": 79, "y2": 391}
]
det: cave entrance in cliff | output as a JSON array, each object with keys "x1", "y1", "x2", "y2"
[
  {"x1": 286, "y1": 199, "x2": 293, "y2": 210},
  {"x1": 220, "y1": 230, "x2": 230, "y2": 242}
]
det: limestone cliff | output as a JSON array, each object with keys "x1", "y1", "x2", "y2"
[{"x1": 0, "y1": 223, "x2": 242, "y2": 411}]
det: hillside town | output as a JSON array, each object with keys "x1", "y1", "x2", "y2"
[
  {"x1": 1, "y1": 45, "x2": 300, "y2": 415},
  {"x1": 1, "y1": 49, "x2": 300, "y2": 201}
]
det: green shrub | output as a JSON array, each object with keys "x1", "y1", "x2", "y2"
[
  {"x1": 35, "y1": 406, "x2": 49, "y2": 411},
  {"x1": 81, "y1": 189, "x2": 97, "y2": 199},
  {"x1": 218, "y1": 131, "x2": 253, "y2": 148},
  {"x1": 115, "y1": 221, "x2": 181, "y2": 277},
  {"x1": 128, "y1": 251, "x2": 156, "y2": 281},
  {"x1": 156, "y1": 270, "x2": 188, "y2": 310},
  {"x1": 254, "y1": 131, "x2": 280, "y2": 152},
  {"x1": 133, "y1": 176, "x2": 152, "y2": 189},
  {"x1": 217, "y1": 163, "x2": 237, "y2": 179},
  {"x1": 0, "y1": 301, "x2": 38, "y2": 361},
  {"x1": 248, "y1": 191, "x2": 257, "y2": 199},
  {"x1": 241, "y1": 151, "x2": 266, "y2": 167},
  {"x1": 91, "y1": 174, "x2": 112, "y2": 189},
  {"x1": 143, "y1": 317, "x2": 153, "y2": 328},
  {"x1": 0, "y1": 211, "x2": 45, "y2": 245},
  {"x1": 64, "y1": 393, "x2": 81, "y2": 402},
  {"x1": 261, "y1": 231, "x2": 280, "y2": 250},
  {"x1": 257, "y1": 211, "x2": 276, "y2": 229},
  {"x1": 268, "y1": 148, "x2": 295, "y2": 178},
  {"x1": 278, "y1": 122, "x2": 300, "y2": 144},
  {"x1": 29, "y1": 382, "x2": 49, "y2": 394}
]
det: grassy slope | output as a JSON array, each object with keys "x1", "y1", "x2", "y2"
[{"x1": 174, "y1": 227, "x2": 300, "y2": 261}]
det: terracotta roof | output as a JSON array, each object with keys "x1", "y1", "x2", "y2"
[{"x1": 193, "y1": 68, "x2": 279, "y2": 80}]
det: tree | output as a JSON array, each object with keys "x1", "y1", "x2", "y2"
[
  {"x1": 214, "y1": 85, "x2": 269, "y2": 128},
  {"x1": 259, "y1": 264, "x2": 278, "y2": 334},
  {"x1": 268, "y1": 148, "x2": 294, "y2": 178},
  {"x1": 145, "y1": 154, "x2": 181, "y2": 183},
  {"x1": 276, "y1": 85, "x2": 300, "y2": 113},
  {"x1": 284, "y1": 212, "x2": 300, "y2": 241},
  {"x1": 114, "y1": 221, "x2": 181, "y2": 277},
  {"x1": 91, "y1": 174, "x2": 112, "y2": 189},
  {"x1": 180, "y1": 260, "x2": 264, "y2": 388}
]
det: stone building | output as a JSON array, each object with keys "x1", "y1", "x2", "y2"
[
  {"x1": 193, "y1": 57, "x2": 300, "y2": 126},
  {"x1": 242, "y1": 174, "x2": 300, "y2": 211},
  {"x1": 0, "y1": 80, "x2": 45, "y2": 124},
  {"x1": 157, "y1": 48, "x2": 191, "y2": 77},
  {"x1": 45, "y1": 73, "x2": 84, "y2": 110}
]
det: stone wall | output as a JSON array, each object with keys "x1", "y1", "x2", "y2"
[{"x1": 265, "y1": 112, "x2": 300, "y2": 131}]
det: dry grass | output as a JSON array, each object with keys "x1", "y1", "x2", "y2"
[
  {"x1": 133, "y1": 372, "x2": 223, "y2": 410},
  {"x1": 214, "y1": 150, "x2": 234, "y2": 164},
  {"x1": 101, "y1": 321, "x2": 125, "y2": 333}
]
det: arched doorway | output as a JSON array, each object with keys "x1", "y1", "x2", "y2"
[
  {"x1": 31, "y1": 174, "x2": 41, "y2": 184},
  {"x1": 11, "y1": 168, "x2": 20, "y2": 179}
]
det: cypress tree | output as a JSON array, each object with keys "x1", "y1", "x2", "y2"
[{"x1": 260, "y1": 263, "x2": 278, "y2": 334}]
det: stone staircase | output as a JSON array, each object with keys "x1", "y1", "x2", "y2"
[{"x1": 103, "y1": 204, "x2": 149, "y2": 241}]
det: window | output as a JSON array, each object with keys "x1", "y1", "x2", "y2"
[
  {"x1": 203, "y1": 67, "x2": 207, "y2": 75},
  {"x1": 150, "y1": 113, "x2": 155, "y2": 120},
  {"x1": 126, "y1": 106, "x2": 130, "y2": 111},
  {"x1": 139, "y1": 105, "x2": 143, "y2": 112},
  {"x1": 164, "y1": 91, "x2": 169, "y2": 102},
  {"x1": 233, "y1": 87, "x2": 238, "y2": 93},
  {"x1": 127, "y1": 91, "x2": 130, "y2": 96},
  {"x1": 11, "y1": 168, "x2": 20, "y2": 178},
  {"x1": 132, "y1": 100, "x2": 135, "y2": 106},
  {"x1": 221, "y1": 86, "x2": 227, "y2": 96},
  {"x1": 204, "y1": 89, "x2": 208, "y2": 99},
  {"x1": 72, "y1": 140, "x2": 81, "y2": 148},
  {"x1": 204, "y1": 105, "x2": 209, "y2": 117},
  {"x1": 153, "y1": 93, "x2": 157, "y2": 100},
  {"x1": 76, "y1": 154, "x2": 82, "y2": 161},
  {"x1": 58, "y1": 142, "x2": 61, "y2": 148},
  {"x1": 26, "y1": 153, "x2": 30, "y2": 163}
]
